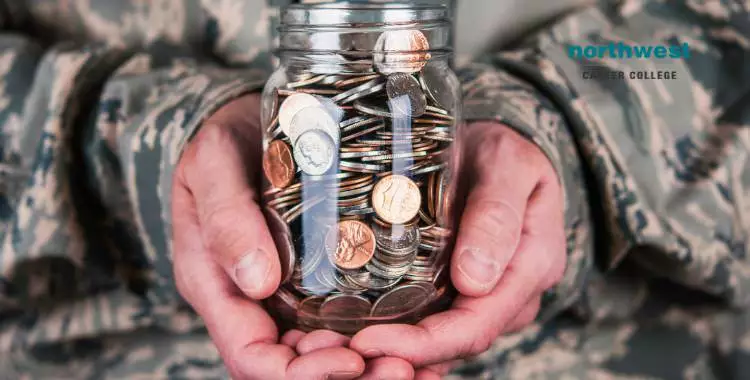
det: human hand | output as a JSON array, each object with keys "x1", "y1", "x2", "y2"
[
  {"x1": 350, "y1": 122, "x2": 567, "y2": 375},
  {"x1": 171, "y1": 94, "x2": 366, "y2": 379}
]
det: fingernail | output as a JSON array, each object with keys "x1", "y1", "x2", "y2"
[
  {"x1": 326, "y1": 371, "x2": 360, "y2": 380},
  {"x1": 234, "y1": 249, "x2": 270, "y2": 293},
  {"x1": 457, "y1": 248, "x2": 501, "y2": 288},
  {"x1": 363, "y1": 349, "x2": 383, "y2": 357}
]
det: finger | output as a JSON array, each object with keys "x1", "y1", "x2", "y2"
[
  {"x1": 285, "y1": 347, "x2": 365, "y2": 380},
  {"x1": 173, "y1": 184, "x2": 364, "y2": 379},
  {"x1": 281, "y1": 330, "x2": 307, "y2": 348},
  {"x1": 501, "y1": 296, "x2": 541, "y2": 334},
  {"x1": 296, "y1": 330, "x2": 351, "y2": 355},
  {"x1": 452, "y1": 124, "x2": 542, "y2": 296},
  {"x1": 414, "y1": 369, "x2": 443, "y2": 380},
  {"x1": 359, "y1": 357, "x2": 415, "y2": 380},
  {"x1": 179, "y1": 121, "x2": 281, "y2": 300},
  {"x1": 424, "y1": 360, "x2": 461, "y2": 375}
]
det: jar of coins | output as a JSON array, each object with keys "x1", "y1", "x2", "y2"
[{"x1": 261, "y1": 2, "x2": 460, "y2": 335}]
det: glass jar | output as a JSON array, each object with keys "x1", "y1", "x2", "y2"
[{"x1": 261, "y1": 2, "x2": 461, "y2": 335}]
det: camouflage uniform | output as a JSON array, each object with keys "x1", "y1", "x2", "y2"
[{"x1": 0, "y1": 0, "x2": 747, "y2": 379}]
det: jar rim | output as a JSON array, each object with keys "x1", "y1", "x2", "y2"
[{"x1": 281, "y1": 2, "x2": 449, "y2": 27}]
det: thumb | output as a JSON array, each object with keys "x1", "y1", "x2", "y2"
[
  {"x1": 451, "y1": 124, "x2": 541, "y2": 296},
  {"x1": 179, "y1": 121, "x2": 282, "y2": 300}
]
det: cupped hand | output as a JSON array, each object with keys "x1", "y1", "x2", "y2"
[
  {"x1": 171, "y1": 94, "x2": 366, "y2": 380},
  {"x1": 350, "y1": 122, "x2": 567, "y2": 372}
]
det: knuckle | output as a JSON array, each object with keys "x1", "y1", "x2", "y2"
[
  {"x1": 201, "y1": 199, "x2": 251, "y2": 257},
  {"x1": 463, "y1": 197, "x2": 522, "y2": 250},
  {"x1": 466, "y1": 335, "x2": 495, "y2": 356}
]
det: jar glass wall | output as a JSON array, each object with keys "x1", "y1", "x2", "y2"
[{"x1": 261, "y1": 2, "x2": 461, "y2": 335}]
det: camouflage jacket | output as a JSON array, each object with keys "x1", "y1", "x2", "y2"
[{"x1": 0, "y1": 0, "x2": 748, "y2": 379}]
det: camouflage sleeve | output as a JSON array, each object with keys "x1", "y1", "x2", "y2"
[
  {"x1": 465, "y1": 0, "x2": 750, "y2": 316},
  {"x1": 0, "y1": 2, "x2": 276, "y2": 376}
]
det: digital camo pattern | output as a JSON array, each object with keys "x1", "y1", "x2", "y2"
[{"x1": 0, "y1": 0, "x2": 747, "y2": 379}]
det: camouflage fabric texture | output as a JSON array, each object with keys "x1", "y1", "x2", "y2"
[{"x1": 0, "y1": 0, "x2": 747, "y2": 379}]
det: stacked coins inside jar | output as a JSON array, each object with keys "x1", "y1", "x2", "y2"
[{"x1": 262, "y1": 3, "x2": 460, "y2": 335}]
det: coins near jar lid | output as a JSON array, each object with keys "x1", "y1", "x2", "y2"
[
  {"x1": 372, "y1": 174, "x2": 422, "y2": 224},
  {"x1": 319, "y1": 294, "x2": 372, "y2": 334},
  {"x1": 279, "y1": 93, "x2": 321, "y2": 137},
  {"x1": 325, "y1": 220, "x2": 376, "y2": 270},
  {"x1": 334, "y1": 73, "x2": 380, "y2": 89},
  {"x1": 370, "y1": 283, "x2": 432, "y2": 317},
  {"x1": 293, "y1": 129, "x2": 337, "y2": 176},
  {"x1": 263, "y1": 140, "x2": 296, "y2": 189},
  {"x1": 331, "y1": 77, "x2": 385, "y2": 104},
  {"x1": 386, "y1": 73, "x2": 427, "y2": 117},
  {"x1": 288, "y1": 106, "x2": 340, "y2": 144},
  {"x1": 373, "y1": 29, "x2": 431, "y2": 75},
  {"x1": 263, "y1": 207, "x2": 296, "y2": 284}
]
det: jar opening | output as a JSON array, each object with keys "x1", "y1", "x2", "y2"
[
  {"x1": 281, "y1": 2, "x2": 449, "y2": 27},
  {"x1": 278, "y1": 2, "x2": 453, "y2": 68}
]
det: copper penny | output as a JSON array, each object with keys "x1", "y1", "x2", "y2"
[
  {"x1": 371, "y1": 174, "x2": 422, "y2": 224},
  {"x1": 263, "y1": 140, "x2": 295, "y2": 189},
  {"x1": 326, "y1": 220, "x2": 376, "y2": 270}
]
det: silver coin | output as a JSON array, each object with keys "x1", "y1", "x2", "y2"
[
  {"x1": 386, "y1": 73, "x2": 427, "y2": 117},
  {"x1": 331, "y1": 78, "x2": 385, "y2": 104},
  {"x1": 263, "y1": 207, "x2": 296, "y2": 284},
  {"x1": 314, "y1": 95, "x2": 346, "y2": 124},
  {"x1": 300, "y1": 243, "x2": 325, "y2": 279},
  {"x1": 319, "y1": 294, "x2": 372, "y2": 334},
  {"x1": 315, "y1": 265, "x2": 338, "y2": 289},
  {"x1": 370, "y1": 283, "x2": 432, "y2": 317},
  {"x1": 366, "y1": 261, "x2": 412, "y2": 280},
  {"x1": 373, "y1": 223, "x2": 420, "y2": 252},
  {"x1": 288, "y1": 106, "x2": 340, "y2": 144},
  {"x1": 287, "y1": 74, "x2": 327, "y2": 88},
  {"x1": 346, "y1": 271, "x2": 401, "y2": 291},
  {"x1": 333, "y1": 271, "x2": 367, "y2": 294},
  {"x1": 353, "y1": 99, "x2": 394, "y2": 118},
  {"x1": 419, "y1": 64, "x2": 456, "y2": 111},
  {"x1": 279, "y1": 93, "x2": 322, "y2": 137},
  {"x1": 294, "y1": 129, "x2": 337, "y2": 176}
]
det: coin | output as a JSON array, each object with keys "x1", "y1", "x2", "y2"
[
  {"x1": 372, "y1": 222, "x2": 420, "y2": 253},
  {"x1": 298, "y1": 296, "x2": 325, "y2": 330},
  {"x1": 419, "y1": 64, "x2": 456, "y2": 110},
  {"x1": 263, "y1": 207, "x2": 295, "y2": 284},
  {"x1": 370, "y1": 283, "x2": 432, "y2": 317},
  {"x1": 293, "y1": 129, "x2": 337, "y2": 176},
  {"x1": 386, "y1": 73, "x2": 427, "y2": 117},
  {"x1": 319, "y1": 294, "x2": 372, "y2": 334},
  {"x1": 326, "y1": 220, "x2": 376, "y2": 270},
  {"x1": 332, "y1": 80, "x2": 386, "y2": 105},
  {"x1": 288, "y1": 106, "x2": 340, "y2": 144},
  {"x1": 287, "y1": 74, "x2": 327, "y2": 88},
  {"x1": 346, "y1": 271, "x2": 400, "y2": 290},
  {"x1": 279, "y1": 93, "x2": 322, "y2": 137},
  {"x1": 262, "y1": 140, "x2": 296, "y2": 189},
  {"x1": 373, "y1": 29, "x2": 431, "y2": 75},
  {"x1": 372, "y1": 174, "x2": 422, "y2": 224}
]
